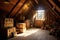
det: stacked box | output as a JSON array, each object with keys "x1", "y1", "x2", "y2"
[
  {"x1": 16, "y1": 23, "x2": 26, "y2": 33},
  {"x1": 17, "y1": 28, "x2": 26, "y2": 33},
  {"x1": 16, "y1": 23, "x2": 26, "y2": 29},
  {"x1": 2, "y1": 18, "x2": 17, "y2": 39},
  {"x1": 7, "y1": 27, "x2": 17, "y2": 38},
  {"x1": 4, "y1": 18, "x2": 14, "y2": 28}
]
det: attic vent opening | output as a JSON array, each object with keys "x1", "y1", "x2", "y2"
[{"x1": 36, "y1": 10, "x2": 45, "y2": 20}]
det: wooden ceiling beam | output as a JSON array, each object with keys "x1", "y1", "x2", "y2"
[
  {"x1": 10, "y1": 0, "x2": 27, "y2": 18},
  {"x1": 14, "y1": 0, "x2": 28, "y2": 18},
  {"x1": 31, "y1": 0, "x2": 39, "y2": 5},
  {"x1": 35, "y1": 0, "x2": 39, "y2": 4},
  {"x1": 14, "y1": 0, "x2": 38, "y2": 19},
  {"x1": 6, "y1": 0, "x2": 20, "y2": 17}
]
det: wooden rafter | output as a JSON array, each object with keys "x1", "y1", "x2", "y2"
[
  {"x1": 49, "y1": 0, "x2": 60, "y2": 12},
  {"x1": 14, "y1": 0, "x2": 28, "y2": 18},
  {"x1": 35, "y1": 0, "x2": 39, "y2": 4},
  {"x1": 8, "y1": 0, "x2": 26, "y2": 17}
]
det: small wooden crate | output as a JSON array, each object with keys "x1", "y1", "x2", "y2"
[
  {"x1": 16, "y1": 23, "x2": 26, "y2": 29},
  {"x1": 17, "y1": 28, "x2": 26, "y2": 33},
  {"x1": 4, "y1": 18, "x2": 14, "y2": 28},
  {"x1": 6, "y1": 27, "x2": 17, "y2": 38},
  {"x1": 19, "y1": 28, "x2": 26, "y2": 33}
]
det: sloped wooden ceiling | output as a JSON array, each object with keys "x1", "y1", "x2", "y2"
[
  {"x1": 0, "y1": 0, "x2": 19, "y2": 17},
  {"x1": 8, "y1": 0, "x2": 26, "y2": 17},
  {"x1": 48, "y1": 0, "x2": 60, "y2": 13},
  {"x1": 42, "y1": 0, "x2": 60, "y2": 25},
  {"x1": 9, "y1": 0, "x2": 39, "y2": 18},
  {"x1": 0, "y1": 0, "x2": 39, "y2": 18},
  {"x1": 0, "y1": 0, "x2": 60, "y2": 19},
  {"x1": 47, "y1": 0, "x2": 60, "y2": 18},
  {"x1": 0, "y1": 0, "x2": 60, "y2": 27},
  {"x1": 0, "y1": 0, "x2": 18, "y2": 12}
]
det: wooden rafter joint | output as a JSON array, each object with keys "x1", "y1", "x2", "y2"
[
  {"x1": 49, "y1": 0, "x2": 60, "y2": 12},
  {"x1": 58, "y1": 0, "x2": 60, "y2": 2},
  {"x1": 35, "y1": 0, "x2": 39, "y2": 4}
]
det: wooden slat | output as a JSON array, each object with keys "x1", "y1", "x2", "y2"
[
  {"x1": 35, "y1": 0, "x2": 39, "y2": 4},
  {"x1": 0, "y1": 0, "x2": 18, "y2": 12},
  {"x1": 14, "y1": 0, "x2": 30, "y2": 18},
  {"x1": 9, "y1": 0, "x2": 26, "y2": 17},
  {"x1": 49, "y1": 0, "x2": 60, "y2": 12}
]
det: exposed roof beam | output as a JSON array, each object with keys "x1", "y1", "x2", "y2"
[
  {"x1": 31, "y1": 0, "x2": 39, "y2": 5},
  {"x1": 6, "y1": 0, "x2": 20, "y2": 17},
  {"x1": 35, "y1": 0, "x2": 39, "y2": 4},
  {"x1": 14, "y1": 0, "x2": 28, "y2": 18},
  {"x1": 9, "y1": 0, "x2": 27, "y2": 18}
]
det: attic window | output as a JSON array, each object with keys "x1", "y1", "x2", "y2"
[{"x1": 36, "y1": 10, "x2": 45, "y2": 20}]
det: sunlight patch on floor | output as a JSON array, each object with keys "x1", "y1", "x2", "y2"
[{"x1": 16, "y1": 28, "x2": 39, "y2": 37}]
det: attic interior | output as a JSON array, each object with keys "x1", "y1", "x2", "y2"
[{"x1": 0, "y1": 0, "x2": 60, "y2": 40}]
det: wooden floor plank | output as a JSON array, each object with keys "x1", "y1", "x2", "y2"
[{"x1": 9, "y1": 28, "x2": 57, "y2": 40}]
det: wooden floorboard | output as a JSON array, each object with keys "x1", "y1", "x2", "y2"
[{"x1": 8, "y1": 28, "x2": 57, "y2": 40}]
